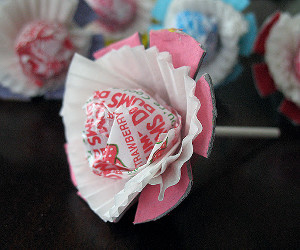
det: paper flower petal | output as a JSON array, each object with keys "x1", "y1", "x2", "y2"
[
  {"x1": 279, "y1": 99, "x2": 300, "y2": 125},
  {"x1": 221, "y1": 63, "x2": 243, "y2": 85},
  {"x1": 253, "y1": 12, "x2": 281, "y2": 55},
  {"x1": 44, "y1": 86, "x2": 65, "y2": 100},
  {"x1": 73, "y1": 0, "x2": 98, "y2": 27},
  {"x1": 149, "y1": 29, "x2": 206, "y2": 79},
  {"x1": 151, "y1": 0, "x2": 173, "y2": 23},
  {"x1": 0, "y1": 85, "x2": 30, "y2": 101},
  {"x1": 222, "y1": 0, "x2": 249, "y2": 11},
  {"x1": 239, "y1": 12, "x2": 257, "y2": 56},
  {"x1": 87, "y1": 34, "x2": 105, "y2": 59},
  {"x1": 94, "y1": 32, "x2": 142, "y2": 58},
  {"x1": 134, "y1": 162, "x2": 192, "y2": 224},
  {"x1": 193, "y1": 74, "x2": 216, "y2": 157},
  {"x1": 252, "y1": 62, "x2": 277, "y2": 97}
]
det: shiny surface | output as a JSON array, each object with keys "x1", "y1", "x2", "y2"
[{"x1": 1, "y1": 0, "x2": 299, "y2": 248}]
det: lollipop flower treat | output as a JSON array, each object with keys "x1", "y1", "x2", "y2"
[
  {"x1": 61, "y1": 29, "x2": 217, "y2": 223},
  {"x1": 0, "y1": 0, "x2": 91, "y2": 99},
  {"x1": 253, "y1": 12, "x2": 300, "y2": 124}
]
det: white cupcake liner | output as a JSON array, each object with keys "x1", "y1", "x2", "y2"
[
  {"x1": 61, "y1": 45, "x2": 202, "y2": 222},
  {"x1": 265, "y1": 13, "x2": 300, "y2": 107},
  {"x1": 164, "y1": 0, "x2": 248, "y2": 85},
  {"x1": 0, "y1": 0, "x2": 91, "y2": 97},
  {"x1": 85, "y1": 0, "x2": 154, "y2": 40}
]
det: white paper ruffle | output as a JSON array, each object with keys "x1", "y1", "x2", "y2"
[
  {"x1": 265, "y1": 13, "x2": 300, "y2": 107},
  {"x1": 85, "y1": 0, "x2": 153, "y2": 40},
  {"x1": 61, "y1": 45, "x2": 202, "y2": 222},
  {"x1": 164, "y1": 0, "x2": 247, "y2": 84},
  {"x1": 0, "y1": 0, "x2": 91, "y2": 97}
]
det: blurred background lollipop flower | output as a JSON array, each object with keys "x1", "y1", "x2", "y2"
[
  {"x1": 76, "y1": 0, "x2": 154, "y2": 41},
  {"x1": 150, "y1": 0, "x2": 257, "y2": 86},
  {"x1": 0, "y1": 0, "x2": 91, "y2": 100},
  {"x1": 253, "y1": 12, "x2": 300, "y2": 124}
]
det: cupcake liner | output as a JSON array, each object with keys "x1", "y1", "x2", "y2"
[{"x1": 0, "y1": 0, "x2": 91, "y2": 98}]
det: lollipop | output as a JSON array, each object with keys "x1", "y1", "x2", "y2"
[
  {"x1": 253, "y1": 12, "x2": 300, "y2": 125},
  {"x1": 15, "y1": 20, "x2": 75, "y2": 87},
  {"x1": 76, "y1": 0, "x2": 154, "y2": 40},
  {"x1": 150, "y1": 0, "x2": 257, "y2": 86},
  {"x1": 61, "y1": 29, "x2": 217, "y2": 223},
  {"x1": 85, "y1": 0, "x2": 137, "y2": 32},
  {"x1": 82, "y1": 88, "x2": 181, "y2": 179},
  {"x1": 0, "y1": 0, "x2": 91, "y2": 100}
]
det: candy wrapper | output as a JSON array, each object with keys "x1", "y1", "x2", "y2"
[
  {"x1": 61, "y1": 30, "x2": 217, "y2": 223},
  {"x1": 0, "y1": 0, "x2": 92, "y2": 100},
  {"x1": 150, "y1": 0, "x2": 257, "y2": 85},
  {"x1": 253, "y1": 12, "x2": 300, "y2": 125},
  {"x1": 76, "y1": 0, "x2": 154, "y2": 41}
]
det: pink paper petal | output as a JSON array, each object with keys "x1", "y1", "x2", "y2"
[
  {"x1": 193, "y1": 74, "x2": 217, "y2": 158},
  {"x1": 253, "y1": 12, "x2": 281, "y2": 55},
  {"x1": 279, "y1": 99, "x2": 300, "y2": 125},
  {"x1": 93, "y1": 32, "x2": 141, "y2": 59},
  {"x1": 252, "y1": 62, "x2": 277, "y2": 97},
  {"x1": 134, "y1": 162, "x2": 192, "y2": 224},
  {"x1": 149, "y1": 29, "x2": 205, "y2": 79}
]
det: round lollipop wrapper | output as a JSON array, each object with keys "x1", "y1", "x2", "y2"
[
  {"x1": 81, "y1": 0, "x2": 154, "y2": 40},
  {"x1": 85, "y1": 0, "x2": 137, "y2": 32},
  {"x1": 0, "y1": 0, "x2": 92, "y2": 99},
  {"x1": 253, "y1": 12, "x2": 300, "y2": 125},
  {"x1": 150, "y1": 0, "x2": 257, "y2": 86},
  {"x1": 61, "y1": 29, "x2": 217, "y2": 223},
  {"x1": 15, "y1": 20, "x2": 75, "y2": 87},
  {"x1": 82, "y1": 88, "x2": 181, "y2": 179}
]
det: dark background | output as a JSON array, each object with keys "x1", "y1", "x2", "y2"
[{"x1": 1, "y1": 0, "x2": 299, "y2": 248}]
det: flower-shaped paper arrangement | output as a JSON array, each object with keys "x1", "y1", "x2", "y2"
[
  {"x1": 150, "y1": 0, "x2": 257, "y2": 85},
  {"x1": 61, "y1": 30, "x2": 217, "y2": 223},
  {"x1": 0, "y1": 0, "x2": 91, "y2": 100},
  {"x1": 253, "y1": 12, "x2": 300, "y2": 125},
  {"x1": 76, "y1": 0, "x2": 154, "y2": 41}
]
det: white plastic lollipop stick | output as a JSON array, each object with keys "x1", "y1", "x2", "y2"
[{"x1": 215, "y1": 126, "x2": 281, "y2": 138}]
